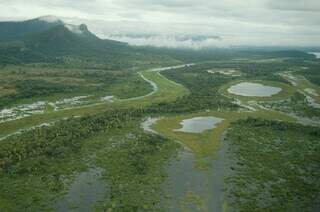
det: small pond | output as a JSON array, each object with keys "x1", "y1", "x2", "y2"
[
  {"x1": 175, "y1": 116, "x2": 224, "y2": 133},
  {"x1": 228, "y1": 82, "x2": 281, "y2": 97}
]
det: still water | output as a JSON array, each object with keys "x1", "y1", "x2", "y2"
[
  {"x1": 55, "y1": 168, "x2": 107, "y2": 211},
  {"x1": 175, "y1": 116, "x2": 224, "y2": 133},
  {"x1": 163, "y1": 134, "x2": 231, "y2": 211},
  {"x1": 228, "y1": 82, "x2": 281, "y2": 97}
]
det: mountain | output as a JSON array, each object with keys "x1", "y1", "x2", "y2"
[
  {"x1": 22, "y1": 23, "x2": 128, "y2": 57},
  {"x1": 0, "y1": 15, "x2": 128, "y2": 55},
  {"x1": 0, "y1": 16, "x2": 169, "y2": 67},
  {"x1": 0, "y1": 16, "x2": 313, "y2": 68},
  {"x1": 0, "y1": 16, "x2": 63, "y2": 42}
]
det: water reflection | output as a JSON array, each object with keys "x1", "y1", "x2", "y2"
[
  {"x1": 55, "y1": 168, "x2": 107, "y2": 212},
  {"x1": 175, "y1": 116, "x2": 224, "y2": 133},
  {"x1": 228, "y1": 82, "x2": 281, "y2": 97},
  {"x1": 163, "y1": 135, "x2": 231, "y2": 211}
]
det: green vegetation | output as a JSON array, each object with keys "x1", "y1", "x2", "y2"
[
  {"x1": 0, "y1": 66, "x2": 155, "y2": 108},
  {"x1": 0, "y1": 25, "x2": 319, "y2": 212},
  {"x1": 299, "y1": 64, "x2": 320, "y2": 86},
  {"x1": 147, "y1": 64, "x2": 237, "y2": 114},
  {"x1": 0, "y1": 79, "x2": 77, "y2": 108},
  {"x1": 225, "y1": 118, "x2": 320, "y2": 211},
  {"x1": 147, "y1": 62, "x2": 301, "y2": 171},
  {"x1": 139, "y1": 47, "x2": 313, "y2": 63},
  {"x1": 0, "y1": 17, "x2": 179, "y2": 69},
  {"x1": 152, "y1": 109, "x2": 296, "y2": 170},
  {"x1": 0, "y1": 67, "x2": 189, "y2": 138},
  {"x1": 261, "y1": 92, "x2": 320, "y2": 119},
  {"x1": 0, "y1": 111, "x2": 180, "y2": 211},
  {"x1": 0, "y1": 109, "x2": 144, "y2": 173},
  {"x1": 94, "y1": 132, "x2": 180, "y2": 211},
  {"x1": 280, "y1": 68, "x2": 320, "y2": 103}
]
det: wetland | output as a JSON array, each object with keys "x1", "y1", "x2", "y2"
[{"x1": 1, "y1": 52, "x2": 320, "y2": 211}]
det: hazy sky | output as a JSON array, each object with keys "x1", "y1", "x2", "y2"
[{"x1": 0, "y1": 0, "x2": 320, "y2": 48}]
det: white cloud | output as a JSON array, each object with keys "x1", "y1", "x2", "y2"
[
  {"x1": 105, "y1": 34, "x2": 225, "y2": 49},
  {"x1": 0, "y1": 0, "x2": 319, "y2": 47}
]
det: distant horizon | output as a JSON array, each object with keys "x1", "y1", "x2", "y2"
[
  {"x1": 1, "y1": 14, "x2": 320, "y2": 51},
  {"x1": 1, "y1": 0, "x2": 320, "y2": 49},
  {"x1": 2, "y1": 15, "x2": 320, "y2": 50}
]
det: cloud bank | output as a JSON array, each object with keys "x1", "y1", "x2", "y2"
[{"x1": 0, "y1": 0, "x2": 319, "y2": 48}]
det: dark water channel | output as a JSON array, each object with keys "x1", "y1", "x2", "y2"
[
  {"x1": 55, "y1": 167, "x2": 107, "y2": 212},
  {"x1": 163, "y1": 134, "x2": 231, "y2": 211}
]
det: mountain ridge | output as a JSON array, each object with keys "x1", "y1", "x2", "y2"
[{"x1": 0, "y1": 16, "x2": 178, "y2": 68}]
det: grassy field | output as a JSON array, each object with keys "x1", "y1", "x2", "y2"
[{"x1": 152, "y1": 109, "x2": 296, "y2": 170}]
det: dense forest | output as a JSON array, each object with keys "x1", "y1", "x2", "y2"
[
  {"x1": 299, "y1": 63, "x2": 320, "y2": 86},
  {"x1": 225, "y1": 118, "x2": 320, "y2": 211},
  {"x1": 0, "y1": 106, "x2": 185, "y2": 211},
  {"x1": 0, "y1": 109, "x2": 146, "y2": 173}
]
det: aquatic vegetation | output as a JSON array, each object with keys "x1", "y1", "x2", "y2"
[
  {"x1": 261, "y1": 92, "x2": 320, "y2": 121},
  {"x1": 94, "y1": 132, "x2": 181, "y2": 211},
  {"x1": 0, "y1": 101, "x2": 46, "y2": 123}
]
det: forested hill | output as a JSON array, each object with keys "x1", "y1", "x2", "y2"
[
  {"x1": 0, "y1": 16, "x2": 177, "y2": 68},
  {"x1": 0, "y1": 16, "x2": 63, "y2": 42}
]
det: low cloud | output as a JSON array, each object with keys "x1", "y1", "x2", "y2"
[
  {"x1": 267, "y1": 0, "x2": 320, "y2": 12},
  {"x1": 105, "y1": 34, "x2": 224, "y2": 49},
  {"x1": 0, "y1": 0, "x2": 319, "y2": 48}
]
